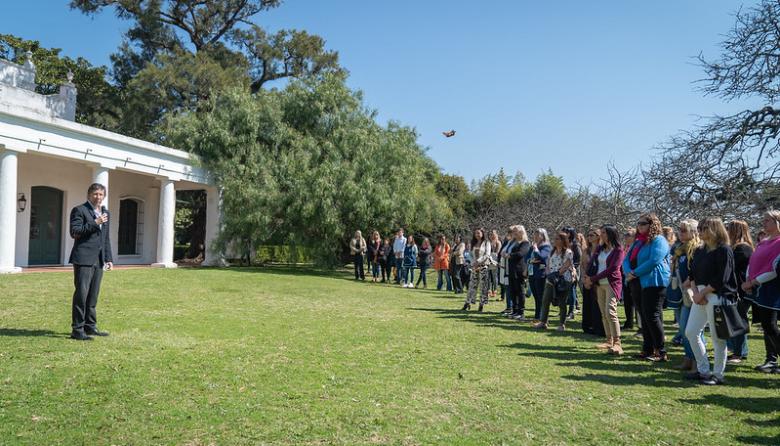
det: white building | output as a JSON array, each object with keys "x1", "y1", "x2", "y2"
[{"x1": 0, "y1": 52, "x2": 222, "y2": 273}]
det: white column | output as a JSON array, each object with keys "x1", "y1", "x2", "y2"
[
  {"x1": 152, "y1": 178, "x2": 177, "y2": 268},
  {"x1": 92, "y1": 166, "x2": 109, "y2": 209},
  {"x1": 0, "y1": 150, "x2": 21, "y2": 273},
  {"x1": 202, "y1": 186, "x2": 227, "y2": 267}
]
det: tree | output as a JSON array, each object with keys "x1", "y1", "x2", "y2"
[
  {"x1": 164, "y1": 74, "x2": 450, "y2": 265},
  {"x1": 71, "y1": 0, "x2": 342, "y2": 140},
  {"x1": 0, "y1": 34, "x2": 121, "y2": 130},
  {"x1": 649, "y1": 0, "x2": 780, "y2": 224}
]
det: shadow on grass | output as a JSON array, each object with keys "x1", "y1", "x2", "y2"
[
  {"x1": 679, "y1": 395, "x2": 780, "y2": 445},
  {"x1": 0, "y1": 328, "x2": 66, "y2": 338}
]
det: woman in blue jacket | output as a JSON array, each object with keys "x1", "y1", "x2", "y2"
[
  {"x1": 530, "y1": 228, "x2": 552, "y2": 322},
  {"x1": 623, "y1": 213, "x2": 671, "y2": 361}
]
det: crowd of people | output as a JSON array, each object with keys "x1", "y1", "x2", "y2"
[{"x1": 348, "y1": 211, "x2": 780, "y2": 386}]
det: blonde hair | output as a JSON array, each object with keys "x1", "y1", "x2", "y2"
[
  {"x1": 510, "y1": 225, "x2": 528, "y2": 241},
  {"x1": 765, "y1": 210, "x2": 780, "y2": 232},
  {"x1": 662, "y1": 226, "x2": 676, "y2": 244},
  {"x1": 678, "y1": 219, "x2": 699, "y2": 239},
  {"x1": 698, "y1": 217, "x2": 730, "y2": 247}
]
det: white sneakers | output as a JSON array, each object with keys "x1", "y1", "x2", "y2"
[{"x1": 401, "y1": 283, "x2": 415, "y2": 288}]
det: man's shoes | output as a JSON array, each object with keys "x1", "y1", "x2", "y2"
[
  {"x1": 755, "y1": 360, "x2": 778, "y2": 373},
  {"x1": 85, "y1": 329, "x2": 109, "y2": 337},
  {"x1": 70, "y1": 331, "x2": 93, "y2": 341},
  {"x1": 700, "y1": 375, "x2": 725, "y2": 386}
]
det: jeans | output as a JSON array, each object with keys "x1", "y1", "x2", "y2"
[
  {"x1": 416, "y1": 265, "x2": 429, "y2": 287},
  {"x1": 686, "y1": 293, "x2": 727, "y2": 379},
  {"x1": 567, "y1": 283, "x2": 578, "y2": 315},
  {"x1": 530, "y1": 275, "x2": 546, "y2": 320},
  {"x1": 353, "y1": 254, "x2": 365, "y2": 280},
  {"x1": 371, "y1": 262, "x2": 380, "y2": 279},
  {"x1": 394, "y1": 257, "x2": 403, "y2": 283},
  {"x1": 640, "y1": 286, "x2": 666, "y2": 354},
  {"x1": 401, "y1": 266, "x2": 415, "y2": 284},
  {"x1": 727, "y1": 298, "x2": 751, "y2": 358},
  {"x1": 679, "y1": 304, "x2": 704, "y2": 359},
  {"x1": 451, "y1": 264, "x2": 464, "y2": 293},
  {"x1": 437, "y1": 269, "x2": 453, "y2": 291}
]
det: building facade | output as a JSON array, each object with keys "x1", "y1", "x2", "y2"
[{"x1": 0, "y1": 52, "x2": 222, "y2": 273}]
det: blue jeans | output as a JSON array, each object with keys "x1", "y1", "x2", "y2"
[
  {"x1": 394, "y1": 258, "x2": 403, "y2": 283},
  {"x1": 505, "y1": 283, "x2": 514, "y2": 311},
  {"x1": 679, "y1": 305, "x2": 705, "y2": 359},
  {"x1": 437, "y1": 269, "x2": 452, "y2": 291},
  {"x1": 401, "y1": 266, "x2": 415, "y2": 284},
  {"x1": 567, "y1": 284, "x2": 578, "y2": 314}
]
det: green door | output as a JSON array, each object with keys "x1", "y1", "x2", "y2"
[{"x1": 28, "y1": 186, "x2": 63, "y2": 265}]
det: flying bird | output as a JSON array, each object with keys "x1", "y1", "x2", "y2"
[{"x1": 442, "y1": 130, "x2": 456, "y2": 138}]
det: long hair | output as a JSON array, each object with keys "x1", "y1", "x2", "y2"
[
  {"x1": 511, "y1": 225, "x2": 528, "y2": 242},
  {"x1": 553, "y1": 231, "x2": 571, "y2": 255},
  {"x1": 600, "y1": 225, "x2": 621, "y2": 250},
  {"x1": 662, "y1": 226, "x2": 676, "y2": 245},
  {"x1": 726, "y1": 220, "x2": 754, "y2": 248},
  {"x1": 535, "y1": 228, "x2": 550, "y2": 245},
  {"x1": 640, "y1": 213, "x2": 663, "y2": 241},
  {"x1": 698, "y1": 217, "x2": 730, "y2": 247},
  {"x1": 471, "y1": 228, "x2": 485, "y2": 248}
]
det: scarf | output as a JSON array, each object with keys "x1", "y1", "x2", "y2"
[
  {"x1": 629, "y1": 233, "x2": 648, "y2": 265},
  {"x1": 748, "y1": 235, "x2": 780, "y2": 281},
  {"x1": 672, "y1": 238, "x2": 699, "y2": 273}
]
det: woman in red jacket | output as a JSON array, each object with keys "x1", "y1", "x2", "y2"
[{"x1": 586, "y1": 225, "x2": 626, "y2": 355}]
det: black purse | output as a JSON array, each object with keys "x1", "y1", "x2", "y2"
[{"x1": 713, "y1": 296, "x2": 748, "y2": 339}]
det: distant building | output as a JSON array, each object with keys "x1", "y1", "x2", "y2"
[{"x1": 0, "y1": 52, "x2": 222, "y2": 272}]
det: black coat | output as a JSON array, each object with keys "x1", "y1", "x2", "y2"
[
  {"x1": 68, "y1": 201, "x2": 113, "y2": 266},
  {"x1": 508, "y1": 240, "x2": 531, "y2": 281}
]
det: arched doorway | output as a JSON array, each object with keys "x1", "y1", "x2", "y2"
[{"x1": 27, "y1": 186, "x2": 63, "y2": 265}]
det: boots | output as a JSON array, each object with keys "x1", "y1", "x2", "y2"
[
  {"x1": 596, "y1": 338, "x2": 613, "y2": 350},
  {"x1": 608, "y1": 338, "x2": 624, "y2": 355},
  {"x1": 674, "y1": 357, "x2": 694, "y2": 371}
]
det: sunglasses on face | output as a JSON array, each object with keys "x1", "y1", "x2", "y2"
[{"x1": 637, "y1": 221, "x2": 650, "y2": 226}]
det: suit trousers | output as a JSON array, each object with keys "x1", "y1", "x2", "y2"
[{"x1": 72, "y1": 262, "x2": 104, "y2": 333}]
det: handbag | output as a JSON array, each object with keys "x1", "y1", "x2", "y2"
[{"x1": 713, "y1": 296, "x2": 748, "y2": 339}]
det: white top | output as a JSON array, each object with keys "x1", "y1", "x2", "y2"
[
  {"x1": 547, "y1": 249, "x2": 574, "y2": 282},
  {"x1": 393, "y1": 235, "x2": 406, "y2": 258},
  {"x1": 597, "y1": 249, "x2": 611, "y2": 285}
]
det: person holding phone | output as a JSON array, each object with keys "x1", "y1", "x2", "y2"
[{"x1": 68, "y1": 183, "x2": 113, "y2": 341}]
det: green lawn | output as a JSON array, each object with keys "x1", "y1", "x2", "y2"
[{"x1": 0, "y1": 267, "x2": 778, "y2": 445}]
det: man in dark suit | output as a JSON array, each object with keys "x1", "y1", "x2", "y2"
[{"x1": 69, "y1": 183, "x2": 113, "y2": 341}]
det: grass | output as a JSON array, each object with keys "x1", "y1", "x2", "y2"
[{"x1": 0, "y1": 266, "x2": 779, "y2": 445}]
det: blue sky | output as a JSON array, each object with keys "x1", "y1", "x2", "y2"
[{"x1": 1, "y1": 1, "x2": 760, "y2": 187}]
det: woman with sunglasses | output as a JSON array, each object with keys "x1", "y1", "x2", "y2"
[{"x1": 623, "y1": 213, "x2": 671, "y2": 361}]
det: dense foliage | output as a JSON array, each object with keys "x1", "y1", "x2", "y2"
[{"x1": 165, "y1": 74, "x2": 451, "y2": 265}]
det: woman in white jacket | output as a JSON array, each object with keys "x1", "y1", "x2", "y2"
[{"x1": 462, "y1": 228, "x2": 493, "y2": 312}]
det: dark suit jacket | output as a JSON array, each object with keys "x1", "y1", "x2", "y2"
[
  {"x1": 68, "y1": 201, "x2": 113, "y2": 266},
  {"x1": 508, "y1": 240, "x2": 531, "y2": 281}
]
